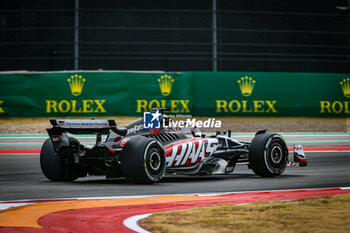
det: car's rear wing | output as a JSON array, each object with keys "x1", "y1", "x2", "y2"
[{"x1": 48, "y1": 119, "x2": 117, "y2": 135}]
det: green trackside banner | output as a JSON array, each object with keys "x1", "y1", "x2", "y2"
[
  {"x1": 0, "y1": 72, "x2": 193, "y2": 117},
  {"x1": 193, "y1": 72, "x2": 350, "y2": 116},
  {"x1": 0, "y1": 71, "x2": 349, "y2": 117}
]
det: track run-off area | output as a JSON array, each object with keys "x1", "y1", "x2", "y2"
[{"x1": 0, "y1": 133, "x2": 349, "y2": 232}]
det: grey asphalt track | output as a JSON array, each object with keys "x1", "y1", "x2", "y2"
[{"x1": 0, "y1": 134, "x2": 349, "y2": 201}]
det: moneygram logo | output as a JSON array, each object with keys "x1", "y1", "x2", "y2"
[
  {"x1": 340, "y1": 78, "x2": 350, "y2": 98},
  {"x1": 68, "y1": 74, "x2": 85, "y2": 96},
  {"x1": 237, "y1": 76, "x2": 256, "y2": 97},
  {"x1": 46, "y1": 74, "x2": 106, "y2": 114},
  {"x1": 158, "y1": 75, "x2": 174, "y2": 96}
]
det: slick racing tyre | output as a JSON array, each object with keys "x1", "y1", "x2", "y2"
[
  {"x1": 40, "y1": 138, "x2": 82, "y2": 181},
  {"x1": 249, "y1": 133, "x2": 288, "y2": 177},
  {"x1": 121, "y1": 137, "x2": 166, "y2": 184}
]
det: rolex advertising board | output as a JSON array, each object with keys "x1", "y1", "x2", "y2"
[
  {"x1": 192, "y1": 72, "x2": 350, "y2": 116},
  {"x1": 0, "y1": 72, "x2": 193, "y2": 117},
  {"x1": 0, "y1": 71, "x2": 348, "y2": 117}
]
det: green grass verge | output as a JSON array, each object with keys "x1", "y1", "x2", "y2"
[{"x1": 141, "y1": 194, "x2": 350, "y2": 233}]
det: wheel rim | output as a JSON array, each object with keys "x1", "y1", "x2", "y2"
[
  {"x1": 149, "y1": 151, "x2": 161, "y2": 172},
  {"x1": 270, "y1": 145, "x2": 283, "y2": 164},
  {"x1": 266, "y1": 140, "x2": 287, "y2": 171}
]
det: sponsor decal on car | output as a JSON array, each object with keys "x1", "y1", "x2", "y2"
[
  {"x1": 164, "y1": 138, "x2": 218, "y2": 168},
  {"x1": 127, "y1": 125, "x2": 144, "y2": 134},
  {"x1": 56, "y1": 120, "x2": 109, "y2": 128}
]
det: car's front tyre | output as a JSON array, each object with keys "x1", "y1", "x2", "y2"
[{"x1": 249, "y1": 133, "x2": 288, "y2": 177}]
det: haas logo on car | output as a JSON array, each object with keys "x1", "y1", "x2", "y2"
[{"x1": 165, "y1": 139, "x2": 218, "y2": 168}]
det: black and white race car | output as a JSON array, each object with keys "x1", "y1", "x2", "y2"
[{"x1": 41, "y1": 110, "x2": 307, "y2": 184}]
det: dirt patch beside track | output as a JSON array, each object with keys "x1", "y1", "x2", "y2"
[{"x1": 0, "y1": 117, "x2": 348, "y2": 134}]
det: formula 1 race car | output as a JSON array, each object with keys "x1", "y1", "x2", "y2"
[{"x1": 40, "y1": 110, "x2": 307, "y2": 183}]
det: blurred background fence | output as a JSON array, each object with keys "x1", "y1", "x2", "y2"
[{"x1": 0, "y1": 0, "x2": 349, "y2": 72}]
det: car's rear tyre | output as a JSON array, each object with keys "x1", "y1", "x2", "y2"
[
  {"x1": 121, "y1": 137, "x2": 166, "y2": 184},
  {"x1": 40, "y1": 138, "x2": 80, "y2": 181},
  {"x1": 249, "y1": 133, "x2": 288, "y2": 177}
]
